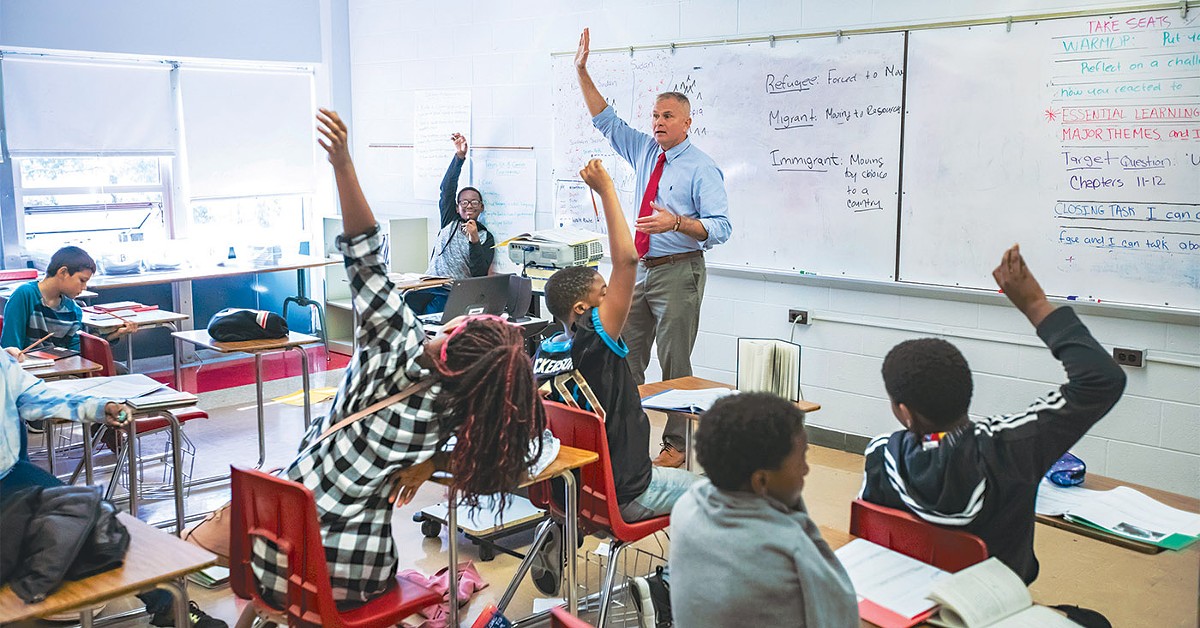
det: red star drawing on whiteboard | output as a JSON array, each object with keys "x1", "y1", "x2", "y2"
[{"x1": 1044, "y1": 108, "x2": 1058, "y2": 122}]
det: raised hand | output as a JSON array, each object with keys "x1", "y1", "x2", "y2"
[
  {"x1": 463, "y1": 219, "x2": 480, "y2": 243},
  {"x1": 316, "y1": 108, "x2": 351, "y2": 168},
  {"x1": 451, "y1": 132, "x2": 468, "y2": 159},
  {"x1": 575, "y1": 28, "x2": 590, "y2": 71},
  {"x1": 579, "y1": 158, "x2": 614, "y2": 195},
  {"x1": 992, "y1": 244, "x2": 1056, "y2": 327}
]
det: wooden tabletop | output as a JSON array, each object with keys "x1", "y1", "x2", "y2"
[
  {"x1": 86, "y1": 256, "x2": 339, "y2": 290},
  {"x1": 1035, "y1": 474, "x2": 1200, "y2": 554},
  {"x1": 432, "y1": 445, "x2": 599, "y2": 489},
  {"x1": 172, "y1": 329, "x2": 321, "y2": 353},
  {"x1": 638, "y1": 376, "x2": 822, "y2": 413},
  {"x1": 26, "y1": 356, "x2": 103, "y2": 380},
  {"x1": 83, "y1": 309, "x2": 191, "y2": 331},
  {"x1": 0, "y1": 513, "x2": 215, "y2": 623}
]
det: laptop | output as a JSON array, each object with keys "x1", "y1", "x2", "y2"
[{"x1": 418, "y1": 274, "x2": 513, "y2": 326}]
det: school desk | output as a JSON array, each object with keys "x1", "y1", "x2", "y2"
[
  {"x1": 0, "y1": 513, "x2": 215, "y2": 627},
  {"x1": 638, "y1": 376, "x2": 822, "y2": 471},
  {"x1": 432, "y1": 445, "x2": 599, "y2": 625},
  {"x1": 26, "y1": 355, "x2": 103, "y2": 380},
  {"x1": 84, "y1": 307, "x2": 190, "y2": 387},
  {"x1": 1036, "y1": 473, "x2": 1200, "y2": 554},
  {"x1": 171, "y1": 329, "x2": 319, "y2": 467}
]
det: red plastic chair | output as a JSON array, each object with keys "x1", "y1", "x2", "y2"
[
  {"x1": 229, "y1": 467, "x2": 441, "y2": 628},
  {"x1": 551, "y1": 606, "x2": 596, "y2": 628},
  {"x1": 527, "y1": 400, "x2": 671, "y2": 627},
  {"x1": 849, "y1": 498, "x2": 989, "y2": 573}
]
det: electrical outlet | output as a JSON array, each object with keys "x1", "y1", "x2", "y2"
[
  {"x1": 1112, "y1": 347, "x2": 1145, "y2": 368},
  {"x1": 788, "y1": 309, "x2": 810, "y2": 325}
]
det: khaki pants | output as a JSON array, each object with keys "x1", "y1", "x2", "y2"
[{"x1": 625, "y1": 255, "x2": 706, "y2": 451}]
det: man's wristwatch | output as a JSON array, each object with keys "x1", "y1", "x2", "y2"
[{"x1": 672, "y1": 214, "x2": 682, "y2": 232}]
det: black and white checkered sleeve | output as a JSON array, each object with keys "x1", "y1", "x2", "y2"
[{"x1": 337, "y1": 224, "x2": 425, "y2": 357}]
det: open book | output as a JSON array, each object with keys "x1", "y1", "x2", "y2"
[
  {"x1": 835, "y1": 538, "x2": 948, "y2": 628},
  {"x1": 736, "y1": 338, "x2": 801, "y2": 401},
  {"x1": 1035, "y1": 478, "x2": 1200, "y2": 549},
  {"x1": 926, "y1": 558, "x2": 1079, "y2": 627},
  {"x1": 641, "y1": 387, "x2": 738, "y2": 414},
  {"x1": 499, "y1": 227, "x2": 604, "y2": 246}
]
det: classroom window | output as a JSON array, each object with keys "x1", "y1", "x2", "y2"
[
  {"x1": 14, "y1": 156, "x2": 172, "y2": 265},
  {"x1": 189, "y1": 195, "x2": 309, "y2": 256}
]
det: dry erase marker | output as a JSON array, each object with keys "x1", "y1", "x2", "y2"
[
  {"x1": 1067, "y1": 295, "x2": 1079, "y2": 301},
  {"x1": 590, "y1": 190, "x2": 599, "y2": 219}
]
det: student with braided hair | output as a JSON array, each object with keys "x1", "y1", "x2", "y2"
[{"x1": 251, "y1": 109, "x2": 547, "y2": 608}]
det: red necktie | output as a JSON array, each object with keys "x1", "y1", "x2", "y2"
[{"x1": 636, "y1": 152, "x2": 667, "y2": 258}]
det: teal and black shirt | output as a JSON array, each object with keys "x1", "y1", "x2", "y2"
[{"x1": 0, "y1": 281, "x2": 83, "y2": 352}]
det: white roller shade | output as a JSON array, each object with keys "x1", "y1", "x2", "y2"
[
  {"x1": 2, "y1": 58, "x2": 174, "y2": 155},
  {"x1": 181, "y1": 68, "x2": 315, "y2": 198}
]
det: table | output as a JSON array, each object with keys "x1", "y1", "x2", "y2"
[
  {"x1": 433, "y1": 446, "x2": 599, "y2": 626},
  {"x1": 84, "y1": 307, "x2": 190, "y2": 387},
  {"x1": 26, "y1": 355, "x2": 103, "y2": 380},
  {"x1": 172, "y1": 329, "x2": 319, "y2": 468},
  {"x1": 638, "y1": 376, "x2": 822, "y2": 470},
  {"x1": 1036, "y1": 474, "x2": 1200, "y2": 554},
  {"x1": 85, "y1": 256, "x2": 339, "y2": 290},
  {"x1": 0, "y1": 513, "x2": 215, "y2": 628}
]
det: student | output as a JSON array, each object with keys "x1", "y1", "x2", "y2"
[
  {"x1": 669, "y1": 392, "x2": 858, "y2": 628},
  {"x1": 1, "y1": 246, "x2": 137, "y2": 354},
  {"x1": 0, "y1": 353, "x2": 225, "y2": 627},
  {"x1": 251, "y1": 109, "x2": 547, "y2": 608},
  {"x1": 2, "y1": 246, "x2": 136, "y2": 433},
  {"x1": 407, "y1": 133, "x2": 495, "y2": 314},
  {"x1": 534, "y1": 159, "x2": 700, "y2": 596},
  {"x1": 860, "y1": 244, "x2": 1126, "y2": 584}
]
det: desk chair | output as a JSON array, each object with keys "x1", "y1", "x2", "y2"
[
  {"x1": 849, "y1": 498, "x2": 989, "y2": 573},
  {"x1": 526, "y1": 401, "x2": 671, "y2": 628},
  {"x1": 551, "y1": 606, "x2": 596, "y2": 628},
  {"x1": 229, "y1": 467, "x2": 440, "y2": 628}
]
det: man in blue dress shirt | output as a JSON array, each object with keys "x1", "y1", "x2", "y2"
[{"x1": 575, "y1": 28, "x2": 732, "y2": 467}]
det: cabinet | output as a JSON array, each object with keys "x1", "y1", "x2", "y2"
[{"x1": 323, "y1": 217, "x2": 429, "y2": 354}]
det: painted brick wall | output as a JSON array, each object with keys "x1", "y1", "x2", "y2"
[{"x1": 347, "y1": 0, "x2": 1199, "y2": 495}]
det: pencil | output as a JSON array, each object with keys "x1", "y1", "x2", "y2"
[
  {"x1": 18, "y1": 331, "x2": 55, "y2": 356},
  {"x1": 590, "y1": 190, "x2": 599, "y2": 219}
]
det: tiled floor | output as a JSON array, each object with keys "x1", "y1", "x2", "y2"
[{"x1": 17, "y1": 373, "x2": 1200, "y2": 627}]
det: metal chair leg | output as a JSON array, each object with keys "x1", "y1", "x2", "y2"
[{"x1": 596, "y1": 540, "x2": 629, "y2": 628}]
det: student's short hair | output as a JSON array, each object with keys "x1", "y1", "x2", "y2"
[
  {"x1": 457, "y1": 186, "x2": 484, "y2": 205},
  {"x1": 695, "y1": 392, "x2": 806, "y2": 491},
  {"x1": 47, "y1": 246, "x2": 96, "y2": 277},
  {"x1": 543, "y1": 266, "x2": 599, "y2": 322},
  {"x1": 882, "y1": 338, "x2": 973, "y2": 429},
  {"x1": 656, "y1": 91, "x2": 691, "y2": 113}
]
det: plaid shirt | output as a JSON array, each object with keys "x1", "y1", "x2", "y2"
[{"x1": 253, "y1": 224, "x2": 444, "y2": 604}]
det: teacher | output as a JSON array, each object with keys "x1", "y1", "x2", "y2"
[{"x1": 575, "y1": 28, "x2": 732, "y2": 468}]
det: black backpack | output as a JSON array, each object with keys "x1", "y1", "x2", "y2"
[{"x1": 207, "y1": 308, "x2": 289, "y2": 342}]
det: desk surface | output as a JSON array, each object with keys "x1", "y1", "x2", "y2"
[
  {"x1": 432, "y1": 446, "x2": 599, "y2": 490},
  {"x1": 83, "y1": 308, "x2": 190, "y2": 330},
  {"x1": 1035, "y1": 474, "x2": 1200, "y2": 554},
  {"x1": 0, "y1": 513, "x2": 215, "y2": 623},
  {"x1": 26, "y1": 356, "x2": 103, "y2": 380},
  {"x1": 172, "y1": 329, "x2": 321, "y2": 353},
  {"x1": 86, "y1": 255, "x2": 338, "y2": 290},
  {"x1": 638, "y1": 376, "x2": 822, "y2": 414}
]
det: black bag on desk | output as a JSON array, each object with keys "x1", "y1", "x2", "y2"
[{"x1": 207, "y1": 308, "x2": 288, "y2": 342}]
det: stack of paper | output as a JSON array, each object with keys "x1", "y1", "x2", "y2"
[
  {"x1": 1035, "y1": 479, "x2": 1200, "y2": 549},
  {"x1": 641, "y1": 387, "x2": 739, "y2": 413},
  {"x1": 19, "y1": 357, "x2": 55, "y2": 370},
  {"x1": 835, "y1": 538, "x2": 949, "y2": 628}
]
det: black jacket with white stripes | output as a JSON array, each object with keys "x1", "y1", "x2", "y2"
[{"x1": 860, "y1": 307, "x2": 1126, "y2": 584}]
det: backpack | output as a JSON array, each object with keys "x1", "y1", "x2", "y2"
[{"x1": 207, "y1": 308, "x2": 288, "y2": 342}]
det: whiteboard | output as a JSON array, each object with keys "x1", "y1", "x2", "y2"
[
  {"x1": 902, "y1": 9, "x2": 1200, "y2": 309},
  {"x1": 553, "y1": 33, "x2": 906, "y2": 280}
]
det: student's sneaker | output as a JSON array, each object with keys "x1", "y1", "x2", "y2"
[
  {"x1": 651, "y1": 443, "x2": 685, "y2": 468},
  {"x1": 26, "y1": 419, "x2": 45, "y2": 434},
  {"x1": 45, "y1": 602, "x2": 106, "y2": 621},
  {"x1": 628, "y1": 566, "x2": 672, "y2": 628},
  {"x1": 149, "y1": 601, "x2": 228, "y2": 628},
  {"x1": 529, "y1": 522, "x2": 563, "y2": 596}
]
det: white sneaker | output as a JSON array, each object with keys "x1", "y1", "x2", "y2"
[
  {"x1": 628, "y1": 576, "x2": 655, "y2": 628},
  {"x1": 46, "y1": 602, "x2": 106, "y2": 622}
]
